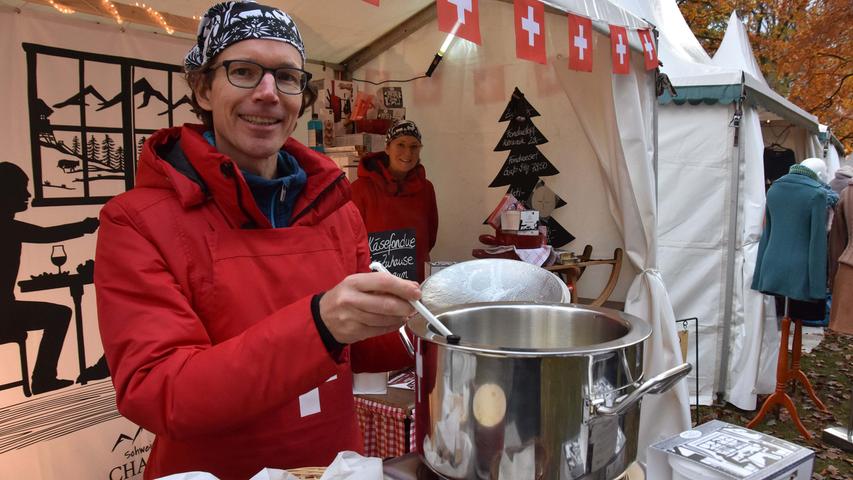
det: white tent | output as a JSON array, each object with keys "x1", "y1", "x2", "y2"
[
  {"x1": 820, "y1": 124, "x2": 847, "y2": 177},
  {"x1": 353, "y1": 0, "x2": 690, "y2": 459},
  {"x1": 0, "y1": 0, "x2": 690, "y2": 475},
  {"x1": 610, "y1": 2, "x2": 822, "y2": 409}
]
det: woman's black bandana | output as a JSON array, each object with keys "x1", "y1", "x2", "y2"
[
  {"x1": 386, "y1": 120, "x2": 422, "y2": 144},
  {"x1": 185, "y1": 0, "x2": 305, "y2": 72}
]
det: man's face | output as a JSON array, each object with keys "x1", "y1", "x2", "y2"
[
  {"x1": 385, "y1": 136, "x2": 422, "y2": 180},
  {"x1": 195, "y1": 39, "x2": 303, "y2": 172}
]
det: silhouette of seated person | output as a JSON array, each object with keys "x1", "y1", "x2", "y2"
[{"x1": 0, "y1": 162, "x2": 99, "y2": 394}]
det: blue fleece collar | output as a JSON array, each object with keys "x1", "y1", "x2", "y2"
[{"x1": 202, "y1": 131, "x2": 307, "y2": 227}]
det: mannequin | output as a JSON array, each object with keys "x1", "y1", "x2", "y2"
[
  {"x1": 800, "y1": 157, "x2": 828, "y2": 183},
  {"x1": 752, "y1": 161, "x2": 828, "y2": 301},
  {"x1": 749, "y1": 160, "x2": 831, "y2": 438},
  {"x1": 773, "y1": 158, "x2": 835, "y2": 323}
]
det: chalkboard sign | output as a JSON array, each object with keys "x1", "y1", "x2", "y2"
[
  {"x1": 493, "y1": 118, "x2": 547, "y2": 151},
  {"x1": 368, "y1": 228, "x2": 417, "y2": 280}
]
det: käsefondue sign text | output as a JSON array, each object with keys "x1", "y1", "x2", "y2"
[{"x1": 368, "y1": 228, "x2": 416, "y2": 280}]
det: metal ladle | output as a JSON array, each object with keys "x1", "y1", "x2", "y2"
[{"x1": 369, "y1": 262, "x2": 460, "y2": 344}]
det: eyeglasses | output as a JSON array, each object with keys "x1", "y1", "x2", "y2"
[{"x1": 212, "y1": 60, "x2": 312, "y2": 95}]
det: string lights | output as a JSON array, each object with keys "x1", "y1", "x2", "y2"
[
  {"x1": 48, "y1": 0, "x2": 75, "y2": 14},
  {"x1": 134, "y1": 2, "x2": 174, "y2": 34},
  {"x1": 101, "y1": 0, "x2": 123, "y2": 24}
]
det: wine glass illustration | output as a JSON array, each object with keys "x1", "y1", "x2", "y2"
[{"x1": 51, "y1": 245, "x2": 67, "y2": 274}]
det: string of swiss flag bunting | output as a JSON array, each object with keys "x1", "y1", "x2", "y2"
[{"x1": 363, "y1": 0, "x2": 658, "y2": 73}]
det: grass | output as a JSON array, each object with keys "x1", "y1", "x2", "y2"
[{"x1": 692, "y1": 329, "x2": 852, "y2": 479}]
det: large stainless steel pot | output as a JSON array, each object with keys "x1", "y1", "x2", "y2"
[{"x1": 406, "y1": 302, "x2": 690, "y2": 480}]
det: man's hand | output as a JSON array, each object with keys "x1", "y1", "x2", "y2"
[{"x1": 319, "y1": 272, "x2": 420, "y2": 344}]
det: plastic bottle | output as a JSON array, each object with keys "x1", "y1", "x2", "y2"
[{"x1": 307, "y1": 113, "x2": 324, "y2": 152}]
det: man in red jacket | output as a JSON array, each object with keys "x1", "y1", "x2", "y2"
[{"x1": 94, "y1": 2, "x2": 417, "y2": 478}]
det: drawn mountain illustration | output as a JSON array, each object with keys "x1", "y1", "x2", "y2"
[
  {"x1": 52, "y1": 85, "x2": 108, "y2": 109},
  {"x1": 97, "y1": 77, "x2": 169, "y2": 111},
  {"x1": 158, "y1": 94, "x2": 191, "y2": 116}
]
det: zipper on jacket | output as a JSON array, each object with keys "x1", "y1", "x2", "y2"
[
  {"x1": 290, "y1": 172, "x2": 346, "y2": 225},
  {"x1": 269, "y1": 184, "x2": 286, "y2": 229}
]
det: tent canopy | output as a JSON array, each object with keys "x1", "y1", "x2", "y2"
[
  {"x1": 4, "y1": 0, "x2": 434, "y2": 65},
  {"x1": 711, "y1": 12, "x2": 818, "y2": 133},
  {"x1": 610, "y1": 0, "x2": 742, "y2": 85},
  {"x1": 8, "y1": 0, "x2": 654, "y2": 69},
  {"x1": 612, "y1": 2, "x2": 819, "y2": 133}
]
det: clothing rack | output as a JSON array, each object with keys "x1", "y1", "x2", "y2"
[{"x1": 765, "y1": 124, "x2": 792, "y2": 148}]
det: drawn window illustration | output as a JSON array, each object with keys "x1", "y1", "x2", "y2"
[{"x1": 24, "y1": 43, "x2": 196, "y2": 206}]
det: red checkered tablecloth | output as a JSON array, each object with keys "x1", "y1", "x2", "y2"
[{"x1": 354, "y1": 396, "x2": 414, "y2": 458}]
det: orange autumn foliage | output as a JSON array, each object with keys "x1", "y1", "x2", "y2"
[{"x1": 678, "y1": 0, "x2": 852, "y2": 151}]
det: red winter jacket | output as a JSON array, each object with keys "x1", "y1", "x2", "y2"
[
  {"x1": 95, "y1": 125, "x2": 412, "y2": 480},
  {"x1": 350, "y1": 152, "x2": 438, "y2": 282}
]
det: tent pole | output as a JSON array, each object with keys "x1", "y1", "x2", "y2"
[
  {"x1": 652, "y1": 31, "x2": 659, "y2": 204},
  {"x1": 653, "y1": 89, "x2": 658, "y2": 201},
  {"x1": 716, "y1": 95, "x2": 745, "y2": 404}
]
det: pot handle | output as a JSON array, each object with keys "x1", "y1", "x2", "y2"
[
  {"x1": 596, "y1": 363, "x2": 692, "y2": 416},
  {"x1": 398, "y1": 325, "x2": 415, "y2": 358}
]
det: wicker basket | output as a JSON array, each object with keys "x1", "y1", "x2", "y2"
[{"x1": 287, "y1": 466, "x2": 326, "y2": 479}]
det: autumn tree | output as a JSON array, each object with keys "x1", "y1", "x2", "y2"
[{"x1": 678, "y1": 0, "x2": 852, "y2": 150}]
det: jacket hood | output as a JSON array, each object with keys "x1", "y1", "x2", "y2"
[
  {"x1": 137, "y1": 124, "x2": 348, "y2": 228},
  {"x1": 835, "y1": 165, "x2": 853, "y2": 179},
  {"x1": 357, "y1": 151, "x2": 428, "y2": 196}
]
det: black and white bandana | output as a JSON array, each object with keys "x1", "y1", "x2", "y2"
[
  {"x1": 385, "y1": 120, "x2": 422, "y2": 144},
  {"x1": 184, "y1": 0, "x2": 305, "y2": 72}
]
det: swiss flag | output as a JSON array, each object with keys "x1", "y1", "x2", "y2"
[
  {"x1": 638, "y1": 29, "x2": 658, "y2": 70},
  {"x1": 609, "y1": 25, "x2": 630, "y2": 74},
  {"x1": 514, "y1": 0, "x2": 546, "y2": 64},
  {"x1": 568, "y1": 14, "x2": 593, "y2": 72},
  {"x1": 436, "y1": 0, "x2": 481, "y2": 45},
  {"x1": 362, "y1": 0, "x2": 379, "y2": 5}
]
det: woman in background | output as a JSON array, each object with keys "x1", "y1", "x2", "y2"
[{"x1": 351, "y1": 120, "x2": 438, "y2": 282}]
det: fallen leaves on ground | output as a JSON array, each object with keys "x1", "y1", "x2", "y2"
[{"x1": 693, "y1": 329, "x2": 853, "y2": 479}]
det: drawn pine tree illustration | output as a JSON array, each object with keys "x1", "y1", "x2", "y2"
[
  {"x1": 491, "y1": 87, "x2": 558, "y2": 198},
  {"x1": 115, "y1": 146, "x2": 126, "y2": 172},
  {"x1": 87, "y1": 135, "x2": 101, "y2": 164},
  {"x1": 487, "y1": 87, "x2": 574, "y2": 248},
  {"x1": 137, "y1": 136, "x2": 147, "y2": 158},
  {"x1": 102, "y1": 135, "x2": 116, "y2": 169},
  {"x1": 71, "y1": 135, "x2": 80, "y2": 156}
]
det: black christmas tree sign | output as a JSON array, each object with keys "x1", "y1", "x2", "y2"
[{"x1": 488, "y1": 87, "x2": 575, "y2": 248}]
